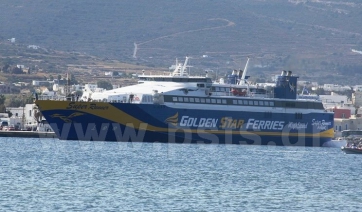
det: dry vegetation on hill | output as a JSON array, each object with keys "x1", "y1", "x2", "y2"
[{"x1": 0, "y1": 0, "x2": 362, "y2": 84}]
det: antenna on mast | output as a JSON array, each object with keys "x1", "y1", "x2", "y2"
[{"x1": 241, "y1": 57, "x2": 250, "y2": 81}]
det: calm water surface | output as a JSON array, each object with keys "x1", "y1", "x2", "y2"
[{"x1": 0, "y1": 138, "x2": 361, "y2": 211}]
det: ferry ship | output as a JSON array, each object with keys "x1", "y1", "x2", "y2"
[{"x1": 35, "y1": 57, "x2": 334, "y2": 146}]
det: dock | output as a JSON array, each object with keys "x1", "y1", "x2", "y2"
[{"x1": 0, "y1": 131, "x2": 57, "y2": 139}]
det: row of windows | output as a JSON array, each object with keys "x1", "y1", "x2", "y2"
[
  {"x1": 173, "y1": 96, "x2": 228, "y2": 104},
  {"x1": 166, "y1": 95, "x2": 324, "y2": 110},
  {"x1": 231, "y1": 99, "x2": 275, "y2": 107},
  {"x1": 213, "y1": 87, "x2": 231, "y2": 92},
  {"x1": 139, "y1": 77, "x2": 212, "y2": 83},
  {"x1": 142, "y1": 95, "x2": 153, "y2": 103},
  {"x1": 212, "y1": 87, "x2": 265, "y2": 93},
  {"x1": 171, "y1": 96, "x2": 275, "y2": 106}
]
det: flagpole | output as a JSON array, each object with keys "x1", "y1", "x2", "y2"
[{"x1": 66, "y1": 73, "x2": 69, "y2": 100}]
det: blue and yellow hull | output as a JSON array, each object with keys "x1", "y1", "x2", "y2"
[{"x1": 36, "y1": 100, "x2": 334, "y2": 146}]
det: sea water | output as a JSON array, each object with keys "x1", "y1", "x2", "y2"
[{"x1": 0, "y1": 137, "x2": 361, "y2": 211}]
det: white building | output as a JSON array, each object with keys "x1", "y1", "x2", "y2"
[
  {"x1": 6, "y1": 104, "x2": 38, "y2": 129},
  {"x1": 334, "y1": 117, "x2": 362, "y2": 137},
  {"x1": 352, "y1": 91, "x2": 362, "y2": 108},
  {"x1": 83, "y1": 84, "x2": 100, "y2": 92},
  {"x1": 28, "y1": 45, "x2": 39, "y2": 49},
  {"x1": 322, "y1": 84, "x2": 351, "y2": 92},
  {"x1": 319, "y1": 93, "x2": 349, "y2": 109},
  {"x1": 105, "y1": 71, "x2": 113, "y2": 76},
  {"x1": 32, "y1": 80, "x2": 54, "y2": 86}
]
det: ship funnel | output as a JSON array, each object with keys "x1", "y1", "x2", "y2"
[
  {"x1": 281, "y1": 70, "x2": 287, "y2": 76},
  {"x1": 274, "y1": 74, "x2": 299, "y2": 99},
  {"x1": 287, "y1": 71, "x2": 292, "y2": 76}
]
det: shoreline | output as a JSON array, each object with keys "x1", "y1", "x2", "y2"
[{"x1": 0, "y1": 131, "x2": 56, "y2": 139}]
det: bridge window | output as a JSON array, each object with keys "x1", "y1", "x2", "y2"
[
  {"x1": 286, "y1": 102, "x2": 296, "y2": 107},
  {"x1": 173, "y1": 97, "x2": 177, "y2": 102},
  {"x1": 295, "y1": 113, "x2": 303, "y2": 119}
]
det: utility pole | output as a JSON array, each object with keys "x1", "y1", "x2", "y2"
[{"x1": 22, "y1": 93, "x2": 25, "y2": 130}]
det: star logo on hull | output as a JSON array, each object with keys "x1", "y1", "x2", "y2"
[
  {"x1": 165, "y1": 112, "x2": 178, "y2": 126},
  {"x1": 50, "y1": 112, "x2": 84, "y2": 123}
]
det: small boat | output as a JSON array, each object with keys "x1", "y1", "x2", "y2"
[
  {"x1": 341, "y1": 146, "x2": 362, "y2": 154},
  {"x1": 341, "y1": 137, "x2": 362, "y2": 154}
]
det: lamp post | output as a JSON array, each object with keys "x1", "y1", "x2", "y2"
[{"x1": 22, "y1": 93, "x2": 25, "y2": 130}]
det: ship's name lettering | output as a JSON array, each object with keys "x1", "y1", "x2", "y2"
[
  {"x1": 219, "y1": 117, "x2": 244, "y2": 129},
  {"x1": 66, "y1": 103, "x2": 109, "y2": 110},
  {"x1": 246, "y1": 119, "x2": 284, "y2": 130},
  {"x1": 288, "y1": 122, "x2": 308, "y2": 129},
  {"x1": 311, "y1": 119, "x2": 332, "y2": 130},
  {"x1": 179, "y1": 116, "x2": 218, "y2": 128},
  {"x1": 89, "y1": 103, "x2": 109, "y2": 110}
]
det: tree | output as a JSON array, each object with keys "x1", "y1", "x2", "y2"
[
  {"x1": 70, "y1": 73, "x2": 78, "y2": 84},
  {"x1": 11, "y1": 66, "x2": 23, "y2": 74},
  {"x1": 113, "y1": 71, "x2": 119, "y2": 76},
  {"x1": 33, "y1": 105, "x2": 42, "y2": 123},
  {"x1": 315, "y1": 88, "x2": 325, "y2": 95},
  {"x1": 0, "y1": 95, "x2": 5, "y2": 105},
  {"x1": 0, "y1": 105, "x2": 6, "y2": 113},
  {"x1": 0, "y1": 95, "x2": 6, "y2": 113},
  {"x1": 97, "y1": 80, "x2": 113, "y2": 90},
  {"x1": 75, "y1": 90, "x2": 83, "y2": 97},
  {"x1": 6, "y1": 110, "x2": 12, "y2": 118},
  {"x1": 2, "y1": 64, "x2": 10, "y2": 73}
]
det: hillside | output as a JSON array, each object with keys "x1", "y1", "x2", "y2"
[
  {"x1": 1, "y1": 0, "x2": 362, "y2": 84},
  {"x1": 0, "y1": 42, "x2": 153, "y2": 86}
]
